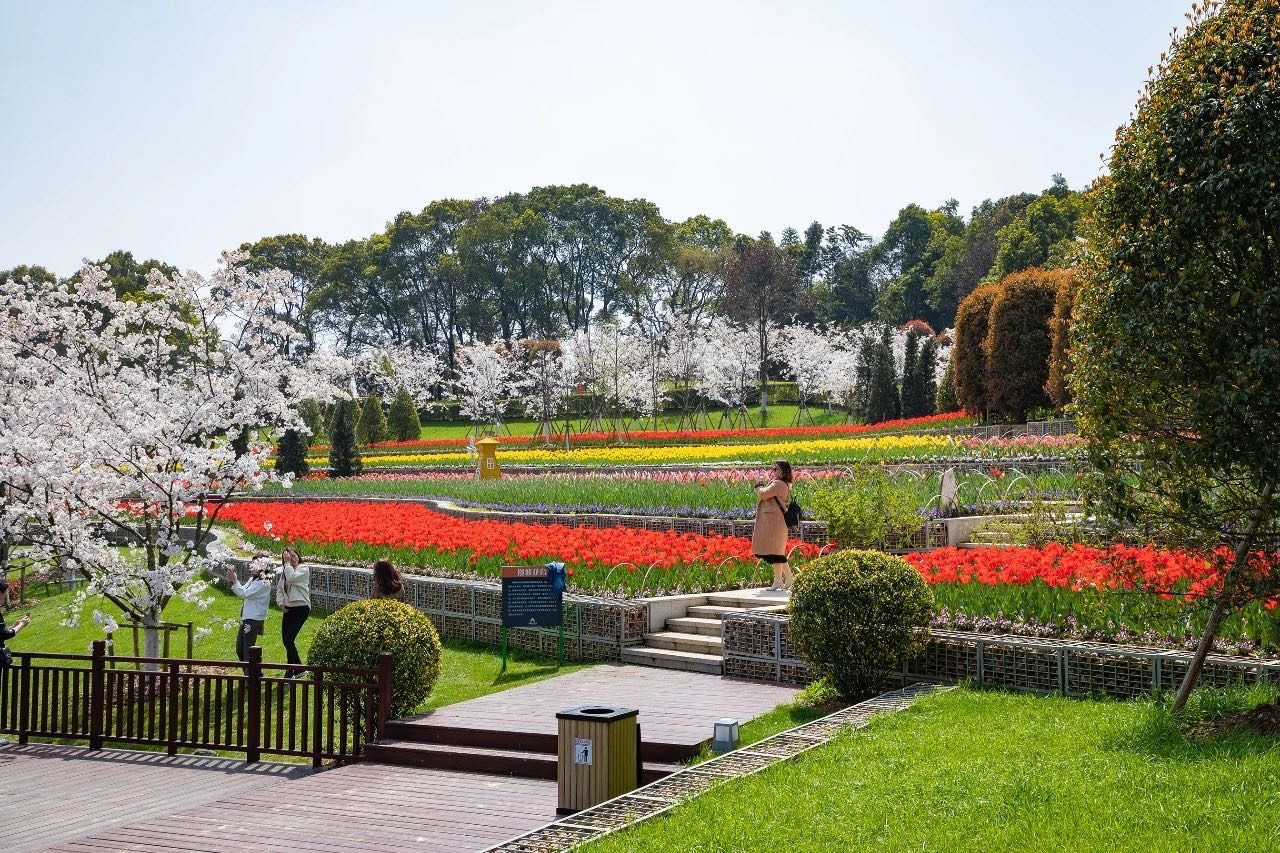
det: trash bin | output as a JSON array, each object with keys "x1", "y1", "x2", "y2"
[{"x1": 556, "y1": 705, "x2": 640, "y2": 813}]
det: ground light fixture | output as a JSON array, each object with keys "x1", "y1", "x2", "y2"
[{"x1": 712, "y1": 718, "x2": 740, "y2": 753}]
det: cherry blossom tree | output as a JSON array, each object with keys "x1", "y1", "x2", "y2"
[
  {"x1": 450, "y1": 342, "x2": 514, "y2": 434},
  {"x1": 353, "y1": 344, "x2": 444, "y2": 405},
  {"x1": 663, "y1": 316, "x2": 711, "y2": 430},
  {"x1": 0, "y1": 255, "x2": 344, "y2": 657},
  {"x1": 698, "y1": 319, "x2": 777, "y2": 429},
  {"x1": 778, "y1": 324, "x2": 836, "y2": 424},
  {"x1": 513, "y1": 341, "x2": 576, "y2": 444}
]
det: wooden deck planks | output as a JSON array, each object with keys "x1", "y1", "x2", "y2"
[
  {"x1": 395, "y1": 663, "x2": 799, "y2": 748},
  {"x1": 38, "y1": 759, "x2": 557, "y2": 853},
  {"x1": 0, "y1": 744, "x2": 311, "y2": 852}
]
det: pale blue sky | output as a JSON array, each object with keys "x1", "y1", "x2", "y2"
[{"x1": 1, "y1": 0, "x2": 1189, "y2": 276}]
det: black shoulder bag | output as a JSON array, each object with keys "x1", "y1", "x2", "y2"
[{"x1": 773, "y1": 494, "x2": 801, "y2": 529}]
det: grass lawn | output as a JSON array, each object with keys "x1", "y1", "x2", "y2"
[
  {"x1": 585, "y1": 687, "x2": 1280, "y2": 853},
  {"x1": 5, "y1": 579, "x2": 588, "y2": 717}
]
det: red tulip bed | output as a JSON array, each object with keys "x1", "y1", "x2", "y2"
[
  {"x1": 214, "y1": 500, "x2": 1280, "y2": 655},
  {"x1": 908, "y1": 545, "x2": 1280, "y2": 656},
  {"x1": 215, "y1": 499, "x2": 820, "y2": 598}
]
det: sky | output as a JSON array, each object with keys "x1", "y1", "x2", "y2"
[{"x1": 1, "y1": 0, "x2": 1191, "y2": 277}]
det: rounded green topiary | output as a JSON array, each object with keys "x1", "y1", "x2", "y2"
[
  {"x1": 789, "y1": 549, "x2": 934, "y2": 698},
  {"x1": 307, "y1": 599, "x2": 442, "y2": 717}
]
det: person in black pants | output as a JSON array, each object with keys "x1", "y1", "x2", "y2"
[
  {"x1": 1, "y1": 578, "x2": 30, "y2": 746},
  {"x1": 275, "y1": 547, "x2": 311, "y2": 677}
]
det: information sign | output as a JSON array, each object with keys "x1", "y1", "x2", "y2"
[{"x1": 501, "y1": 565, "x2": 564, "y2": 628}]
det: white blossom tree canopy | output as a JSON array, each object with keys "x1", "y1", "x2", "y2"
[
  {"x1": 354, "y1": 344, "x2": 445, "y2": 404},
  {"x1": 0, "y1": 253, "x2": 344, "y2": 651},
  {"x1": 450, "y1": 342, "x2": 514, "y2": 430},
  {"x1": 513, "y1": 340, "x2": 576, "y2": 433},
  {"x1": 778, "y1": 324, "x2": 836, "y2": 405},
  {"x1": 697, "y1": 318, "x2": 776, "y2": 414}
]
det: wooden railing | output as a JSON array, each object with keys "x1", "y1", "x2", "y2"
[{"x1": 0, "y1": 641, "x2": 392, "y2": 767}]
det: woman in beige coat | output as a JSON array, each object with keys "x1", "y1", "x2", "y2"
[{"x1": 752, "y1": 460, "x2": 795, "y2": 591}]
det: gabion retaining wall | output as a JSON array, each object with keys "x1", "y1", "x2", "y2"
[
  {"x1": 209, "y1": 561, "x2": 647, "y2": 662},
  {"x1": 722, "y1": 611, "x2": 1280, "y2": 699}
]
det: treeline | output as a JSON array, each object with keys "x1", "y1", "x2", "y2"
[{"x1": 4, "y1": 177, "x2": 1085, "y2": 363}]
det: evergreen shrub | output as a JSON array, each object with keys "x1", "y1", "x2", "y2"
[
  {"x1": 789, "y1": 549, "x2": 933, "y2": 698},
  {"x1": 307, "y1": 598, "x2": 443, "y2": 718}
]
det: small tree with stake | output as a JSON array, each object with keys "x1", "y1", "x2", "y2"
[
  {"x1": 1073, "y1": 0, "x2": 1280, "y2": 712},
  {"x1": 328, "y1": 398, "x2": 363, "y2": 478}
]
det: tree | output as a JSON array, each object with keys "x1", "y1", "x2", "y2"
[
  {"x1": 818, "y1": 226, "x2": 877, "y2": 325},
  {"x1": 327, "y1": 398, "x2": 363, "y2": 478},
  {"x1": 451, "y1": 342, "x2": 513, "y2": 433},
  {"x1": 951, "y1": 283, "x2": 1000, "y2": 419},
  {"x1": 298, "y1": 398, "x2": 328, "y2": 444},
  {"x1": 1045, "y1": 272, "x2": 1080, "y2": 411},
  {"x1": 988, "y1": 176, "x2": 1086, "y2": 281},
  {"x1": 871, "y1": 203, "x2": 964, "y2": 327},
  {"x1": 936, "y1": 356, "x2": 960, "y2": 413},
  {"x1": 863, "y1": 326, "x2": 901, "y2": 423},
  {"x1": 238, "y1": 234, "x2": 328, "y2": 356},
  {"x1": 274, "y1": 429, "x2": 310, "y2": 478},
  {"x1": 387, "y1": 386, "x2": 422, "y2": 442},
  {"x1": 983, "y1": 269, "x2": 1061, "y2": 422},
  {"x1": 901, "y1": 325, "x2": 938, "y2": 419},
  {"x1": 697, "y1": 319, "x2": 773, "y2": 428},
  {"x1": 514, "y1": 341, "x2": 575, "y2": 441},
  {"x1": 1072, "y1": 0, "x2": 1280, "y2": 712},
  {"x1": 721, "y1": 238, "x2": 804, "y2": 422},
  {"x1": 356, "y1": 393, "x2": 389, "y2": 445},
  {"x1": 0, "y1": 254, "x2": 339, "y2": 658}
]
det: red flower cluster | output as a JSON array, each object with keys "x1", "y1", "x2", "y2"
[
  {"x1": 217, "y1": 500, "x2": 818, "y2": 570},
  {"x1": 315, "y1": 411, "x2": 968, "y2": 451},
  {"x1": 906, "y1": 544, "x2": 1279, "y2": 608}
]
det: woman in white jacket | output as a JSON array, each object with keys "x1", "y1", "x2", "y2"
[
  {"x1": 226, "y1": 563, "x2": 271, "y2": 664},
  {"x1": 276, "y1": 547, "x2": 311, "y2": 676}
]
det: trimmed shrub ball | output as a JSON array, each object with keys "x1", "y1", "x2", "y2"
[
  {"x1": 307, "y1": 598, "x2": 443, "y2": 717},
  {"x1": 789, "y1": 549, "x2": 934, "y2": 698}
]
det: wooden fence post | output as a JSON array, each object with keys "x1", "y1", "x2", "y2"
[
  {"x1": 245, "y1": 646, "x2": 262, "y2": 763},
  {"x1": 17, "y1": 653, "x2": 31, "y2": 744},
  {"x1": 166, "y1": 659, "x2": 180, "y2": 755},
  {"x1": 376, "y1": 652, "x2": 393, "y2": 740},
  {"x1": 312, "y1": 666, "x2": 325, "y2": 768},
  {"x1": 89, "y1": 640, "x2": 106, "y2": 750}
]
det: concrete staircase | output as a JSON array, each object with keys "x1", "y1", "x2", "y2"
[{"x1": 621, "y1": 588, "x2": 790, "y2": 675}]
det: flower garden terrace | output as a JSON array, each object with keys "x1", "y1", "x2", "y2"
[
  {"x1": 213, "y1": 499, "x2": 1280, "y2": 657},
  {"x1": 300, "y1": 432, "x2": 1086, "y2": 469},
  {"x1": 306, "y1": 410, "x2": 973, "y2": 452},
  {"x1": 270, "y1": 466, "x2": 1083, "y2": 522}
]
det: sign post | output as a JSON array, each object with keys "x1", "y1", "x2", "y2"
[{"x1": 501, "y1": 565, "x2": 565, "y2": 672}]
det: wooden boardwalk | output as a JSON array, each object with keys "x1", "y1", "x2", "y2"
[
  {"x1": 0, "y1": 744, "x2": 311, "y2": 852},
  {"x1": 394, "y1": 664, "x2": 800, "y2": 756},
  {"x1": 5, "y1": 666, "x2": 795, "y2": 851}
]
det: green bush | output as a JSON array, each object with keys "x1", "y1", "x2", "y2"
[
  {"x1": 307, "y1": 599, "x2": 442, "y2": 717},
  {"x1": 789, "y1": 549, "x2": 933, "y2": 698},
  {"x1": 327, "y1": 397, "x2": 362, "y2": 478},
  {"x1": 357, "y1": 393, "x2": 389, "y2": 445},
  {"x1": 808, "y1": 465, "x2": 922, "y2": 549},
  {"x1": 273, "y1": 428, "x2": 310, "y2": 478},
  {"x1": 387, "y1": 386, "x2": 422, "y2": 442}
]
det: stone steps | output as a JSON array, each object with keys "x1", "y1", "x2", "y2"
[
  {"x1": 642, "y1": 631, "x2": 722, "y2": 655},
  {"x1": 686, "y1": 604, "x2": 753, "y2": 620},
  {"x1": 621, "y1": 645, "x2": 724, "y2": 675},
  {"x1": 665, "y1": 616, "x2": 724, "y2": 637}
]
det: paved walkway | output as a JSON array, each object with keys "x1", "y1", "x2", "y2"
[{"x1": 394, "y1": 664, "x2": 800, "y2": 756}]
